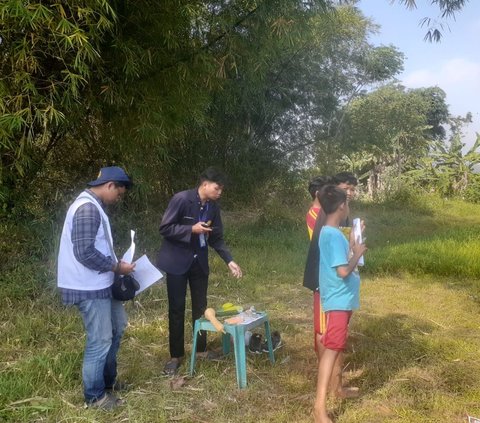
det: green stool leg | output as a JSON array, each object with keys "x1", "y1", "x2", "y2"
[
  {"x1": 264, "y1": 320, "x2": 275, "y2": 364},
  {"x1": 222, "y1": 333, "x2": 231, "y2": 355},
  {"x1": 233, "y1": 326, "x2": 247, "y2": 388},
  {"x1": 189, "y1": 320, "x2": 200, "y2": 376}
]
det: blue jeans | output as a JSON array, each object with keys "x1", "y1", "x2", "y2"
[{"x1": 77, "y1": 298, "x2": 127, "y2": 402}]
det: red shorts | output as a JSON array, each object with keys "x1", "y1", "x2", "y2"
[
  {"x1": 321, "y1": 310, "x2": 352, "y2": 352},
  {"x1": 313, "y1": 291, "x2": 327, "y2": 350}
]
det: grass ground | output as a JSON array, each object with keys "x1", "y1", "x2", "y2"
[{"x1": 1, "y1": 196, "x2": 480, "y2": 422}]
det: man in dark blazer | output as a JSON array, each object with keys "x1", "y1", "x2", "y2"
[{"x1": 157, "y1": 167, "x2": 242, "y2": 375}]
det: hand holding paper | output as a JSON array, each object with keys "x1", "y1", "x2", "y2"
[{"x1": 120, "y1": 230, "x2": 163, "y2": 295}]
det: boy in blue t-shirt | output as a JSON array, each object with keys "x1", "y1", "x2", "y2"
[{"x1": 313, "y1": 185, "x2": 367, "y2": 423}]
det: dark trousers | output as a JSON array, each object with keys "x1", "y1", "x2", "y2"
[{"x1": 166, "y1": 259, "x2": 208, "y2": 358}]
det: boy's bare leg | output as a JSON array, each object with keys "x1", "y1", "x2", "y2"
[
  {"x1": 329, "y1": 352, "x2": 359, "y2": 399},
  {"x1": 328, "y1": 351, "x2": 343, "y2": 395},
  {"x1": 315, "y1": 333, "x2": 325, "y2": 362},
  {"x1": 314, "y1": 348, "x2": 339, "y2": 423}
]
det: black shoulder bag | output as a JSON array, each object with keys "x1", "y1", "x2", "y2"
[
  {"x1": 303, "y1": 211, "x2": 326, "y2": 291},
  {"x1": 111, "y1": 273, "x2": 140, "y2": 301}
]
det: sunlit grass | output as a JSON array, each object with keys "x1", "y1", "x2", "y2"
[{"x1": 1, "y1": 196, "x2": 480, "y2": 421}]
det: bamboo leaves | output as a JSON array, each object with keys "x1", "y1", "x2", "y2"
[{"x1": 0, "y1": 0, "x2": 117, "y2": 196}]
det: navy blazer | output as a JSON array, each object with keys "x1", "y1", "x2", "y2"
[{"x1": 156, "y1": 189, "x2": 233, "y2": 275}]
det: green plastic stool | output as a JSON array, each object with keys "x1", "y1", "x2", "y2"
[{"x1": 189, "y1": 312, "x2": 275, "y2": 389}]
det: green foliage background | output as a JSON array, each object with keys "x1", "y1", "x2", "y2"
[{"x1": 1, "y1": 1, "x2": 409, "y2": 219}]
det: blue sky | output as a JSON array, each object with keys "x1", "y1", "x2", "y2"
[{"x1": 358, "y1": 1, "x2": 480, "y2": 149}]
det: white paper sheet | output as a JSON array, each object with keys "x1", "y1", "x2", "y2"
[
  {"x1": 122, "y1": 230, "x2": 136, "y2": 264},
  {"x1": 352, "y1": 218, "x2": 364, "y2": 266},
  {"x1": 132, "y1": 254, "x2": 164, "y2": 295}
]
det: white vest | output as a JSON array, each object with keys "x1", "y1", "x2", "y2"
[{"x1": 57, "y1": 191, "x2": 116, "y2": 291}]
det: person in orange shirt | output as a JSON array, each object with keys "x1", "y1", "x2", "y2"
[
  {"x1": 305, "y1": 176, "x2": 331, "y2": 360},
  {"x1": 306, "y1": 176, "x2": 330, "y2": 240}
]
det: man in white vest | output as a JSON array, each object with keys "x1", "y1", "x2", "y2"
[{"x1": 57, "y1": 166, "x2": 135, "y2": 410}]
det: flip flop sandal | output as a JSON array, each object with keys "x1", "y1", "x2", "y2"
[{"x1": 163, "y1": 359, "x2": 181, "y2": 376}]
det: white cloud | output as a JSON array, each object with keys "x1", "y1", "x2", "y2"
[{"x1": 402, "y1": 58, "x2": 480, "y2": 89}]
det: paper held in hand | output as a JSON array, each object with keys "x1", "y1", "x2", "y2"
[
  {"x1": 121, "y1": 230, "x2": 164, "y2": 295},
  {"x1": 352, "y1": 218, "x2": 364, "y2": 266},
  {"x1": 131, "y1": 255, "x2": 163, "y2": 295},
  {"x1": 121, "y1": 230, "x2": 136, "y2": 264}
]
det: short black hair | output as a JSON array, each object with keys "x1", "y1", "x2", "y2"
[
  {"x1": 318, "y1": 185, "x2": 347, "y2": 215},
  {"x1": 333, "y1": 172, "x2": 357, "y2": 186},
  {"x1": 113, "y1": 181, "x2": 132, "y2": 190},
  {"x1": 199, "y1": 167, "x2": 227, "y2": 186},
  {"x1": 308, "y1": 176, "x2": 332, "y2": 200}
]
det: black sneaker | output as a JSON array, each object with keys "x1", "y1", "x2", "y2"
[
  {"x1": 248, "y1": 333, "x2": 263, "y2": 354},
  {"x1": 262, "y1": 331, "x2": 281, "y2": 352}
]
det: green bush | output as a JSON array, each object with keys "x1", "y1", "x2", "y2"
[
  {"x1": 376, "y1": 184, "x2": 435, "y2": 215},
  {"x1": 462, "y1": 174, "x2": 480, "y2": 203},
  {"x1": 254, "y1": 175, "x2": 308, "y2": 229}
]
